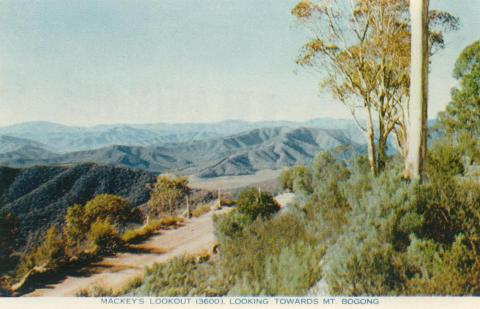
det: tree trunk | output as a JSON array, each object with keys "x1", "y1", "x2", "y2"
[
  {"x1": 378, "y1": 115, "x2": 387, "y2": 172},
  {"x1": 366, "y1": 108, "x2": 378, "y2": 176},
  {"x1": 405, "y1": 0, "x2": 429, "y2": 180}
]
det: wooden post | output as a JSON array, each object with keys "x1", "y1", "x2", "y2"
[
  {"x1": 216, "y1": 189, "x2": 222, "y2": 209},
  {"x1": 185, "y1": 195, "x2": 191, "y2": 218}
]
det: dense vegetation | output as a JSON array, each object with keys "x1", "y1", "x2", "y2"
[
  {"x1": 0, "y1": 174, "x2": 213, "y2": 295},
  {"x1": 0, "y1": 163, "x2": 155, "y2": 251},
  {"x1": 123, "y1": 39, "x2": 480, "y2": 296}
]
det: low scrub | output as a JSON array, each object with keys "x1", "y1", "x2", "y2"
[
  {"x1": 122, "y1": 216, "x2": 185, "y2": 243},
  {"x1": 127, "y1": 254, "x2": 227, "y2": 296},
  {"x1": 191, "y1": 204, "x2": 211, "y2": 217},
  {"x1": 14, "y1": 194, "x2": 147, "y2": 290},
  {"x1": 214, "y1": 207, "x2": 323, "y2": 295}
]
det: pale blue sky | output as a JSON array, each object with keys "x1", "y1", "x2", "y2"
[{"x1": 0, "y1": 0, "x2": 479, "y2": 126}]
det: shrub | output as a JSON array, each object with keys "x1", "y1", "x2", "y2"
[
  {"x1": 17, "y1": 225, "x2": 66, "y2": 278},
  {"x1": 322, "y1": 171, "x2": 420, "y2": 295},
  {"x1": 84, "y1": 194, "x2": 142, "y2": 227},
  {"x1": 404, "y1": 235, "x2": 471, "y2": 295},
  {"x1": 63, "y1": 204, "x2": 88, "y2": 252},
  {"x1": 279, "y1": 168, "x2": 295, "y2": 191},
  {"x1": 320, "y1": 164, "x2": 480, "y2": 296},
  {"x1": 87, "y1": 219, "x2": 123, "y2": 255},
  {"x1": 129, "y1": 254, "x2": 226, "y2": 296},
  {"x1": 280, "y1": 166, "x2": 313, "y2": 194},
  {"x1": 425, "y1": 140, "x2": 464, "y2": 180},
  {"x1": 214, "y1": 210, "x2": 252, "y2": 241},
  {"x1": 229, "y1": 241, "x2": 323, "y2": 296},
  {"x1": 236, "y1": 188, "x2": 280, "y2": 221},
  {"x1": 216, "y1": 210, "x2": 322, "y2": 295},
  {"x1": 148, "y1": 176, "x2": 191, "y2": 216}
]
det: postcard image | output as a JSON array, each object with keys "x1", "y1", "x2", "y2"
[{"x1": 0, "y1": 1, "x2": 479, "y2": 308}]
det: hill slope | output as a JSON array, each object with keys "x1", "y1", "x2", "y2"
[{"x1": 0, "y1": 163, "x2": 155, "y2": 248}]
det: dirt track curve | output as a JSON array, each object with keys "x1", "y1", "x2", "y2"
[{"x1": 26, "y1": 209, "x2": 226, "y2": 297}]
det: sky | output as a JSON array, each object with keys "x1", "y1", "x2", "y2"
[{"x1": 0, "y1": 0, "x2": 479, "y2": 127}]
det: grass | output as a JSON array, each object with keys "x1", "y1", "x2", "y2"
[
  {"x1": 76, "y1": 276, "x2": 144, "y2": 297},
  {"x1": 191, "y1": 204, "x2": 211, "y2": 217},
  {"x1": 121, "y1": 216, "x2": 185, "y2": 243}
]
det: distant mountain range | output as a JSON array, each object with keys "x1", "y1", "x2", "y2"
[
  {"x1": 0, "y1": 163, "x2": 155, "y2": 249},
  {"x1": 0, "y1": 119, "x2": 363, "y2": 153},
  {"x1": 0, "y1": 120, "x2": 366, "y2": 177}
]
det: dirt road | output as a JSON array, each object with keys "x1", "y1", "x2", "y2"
[
  {"x1": 26, "y1": 192, "x2": 291, "y2": 297},
  {"x1": 26, "y1": 209, "x2": 226, "y2": 297}
]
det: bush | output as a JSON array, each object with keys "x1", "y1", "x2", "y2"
[
  {"x1": 148, "y1": 176, "x2": 191, "y2": 216},
  {"x1": 129, "y1": 254, "x2": 226, "y2": 296},
  {"x1": 84, "y1": 194, "x2": 142, "y2": 227},
  {"x1": 322, "y1": 171, "x2": 419, "y2": 295},
  {"x1": 236, "y1": 188, "x2": 280, "y2": 221},
  {"x1": 17, "y1": 225, "x2": 66, "y2": 278},
  {"x1": 425, "y1": 140, "x2": 464, "y2": 180},
  {"x1": 279, "y1": 168, "x2": 295, "y2": 192},
  {"x1": 280, "y1": 166, "x2": 313, "y2": 194},
  {"x1": 215, "y1": 210, "x2": 322, "y2": 295},
  {"x1": 63, "y1": 204, "x2": 88, "y2": 252},
  {"x1": 214, "y1": 210, "x2": 252, "y2": 241},
  {"x1": 404, "y1": 235, "x2": 472, "y2": 295},
  {"x1": 87, "y1": 219, "x2": 123, "y2": 255}
]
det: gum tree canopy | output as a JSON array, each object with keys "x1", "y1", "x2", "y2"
[{"x1": 292, "y1": 0, "x2": 458, "y2": 176}]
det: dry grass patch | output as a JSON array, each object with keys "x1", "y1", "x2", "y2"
[
  {"x1": 191, "y1": 204, "x2": 211, "y2": 217},
  {"x1": 122, "y1": 216, "x2": 185, "y2": 243}
]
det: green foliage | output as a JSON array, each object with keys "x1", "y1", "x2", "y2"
[
  {"x1": 322, "y1": 171, "x2": 420, "y2": 295},
  {"x1": 425, "y1": 139, "x2": 464, "y2": 179},
  {"x1": 148, "y1": 176, "x2": 191, "y2": 216},
  {"x1": 235, "y1": 188, "x2": 280, "y2": 221},
  {"x1": 16, "y1": 194, "x2": 144, "y2": 283},
  {"x1": 214, "y1": 211, "x2": 253, "y2": 242},
  {"x1": 229, "y1": 241, "x2": 322, "y2": 296},
  {"x1": 279, "y1": 168, "x2": 294, "y2": 191},
  {"x1": 436, "y1": 40, "x2": 480, "y2": 165},
  {"x1": 0, "y1": 211, "x2": 18, "y2": 270},
  {"x1": 404, "y1": 235, "x2": 472, "y2": 295},
  {"x1": 84, "y1": 194, "x2": 142, "y2": 227},
  {"x1": 279, "y1": 166, "x2": 312, "y2": 193},
  {"x1": 63, "y1": 204, "x2": 88, "y2": 251},
  {"x1": 438, "y1": 41, "x2": 480, "y2": 136},
  {"x1": 87, "y1": 219, "x2": 123, "y2": 255},
  {"x1": 17, "y1": 226, "x2": 66, "y2": 277},
  {"x1": 321, "y1": 165, "x2": 480, "y2": 296},
  {"x1": 215, "y1": 210, "x2": 323, "y2": 295}
]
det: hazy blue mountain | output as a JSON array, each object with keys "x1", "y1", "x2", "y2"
[
  {"x1": 0, "y1": 118, "x2": 364, "y2": 153},
  {"x1": 0, "y1": 135, "x2": 57, "y2": 166},
  {"x1": 0, "y1": 126, "x2": 365, "y2": 177}
]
